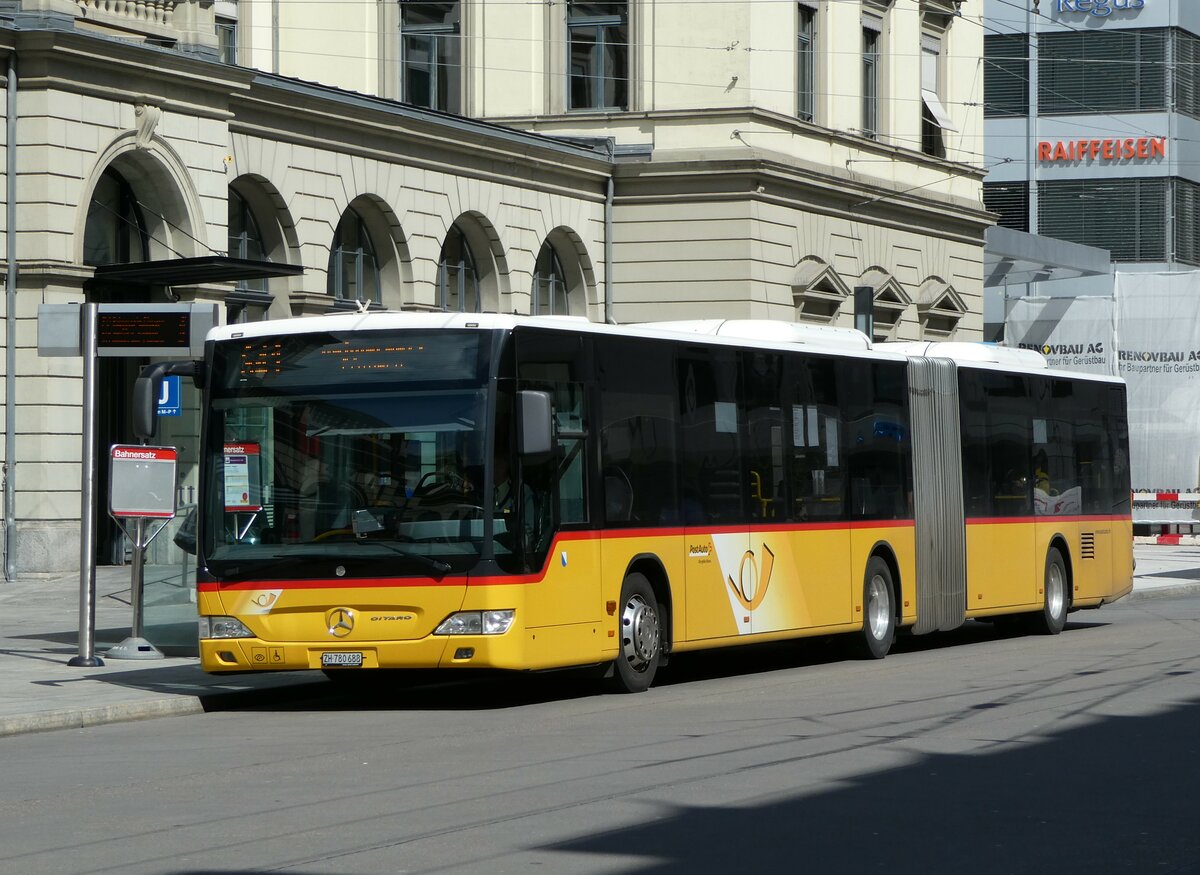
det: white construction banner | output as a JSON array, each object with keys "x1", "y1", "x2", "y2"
[
  {"x1": 1115, "y1": 273, "x2": 1200, "y2": 523},
  {"x1": 1005, "y1": 295, "x2": 1117, "y2": 376},
  {"x1": 1006, "y1": 274, "x2": 1200, "y2": 523}
]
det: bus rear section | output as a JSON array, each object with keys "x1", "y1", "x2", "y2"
[{"x1": 896, "y1": 342, "x2": 1134, "y2": 635}]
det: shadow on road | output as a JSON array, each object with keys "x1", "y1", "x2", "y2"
[
  {"x1": 543, "y1": 695, "x2": 1200, "y2": 873},
  {"x1": 249, "y1": 618, "x2": 1115, "y2": 714}
]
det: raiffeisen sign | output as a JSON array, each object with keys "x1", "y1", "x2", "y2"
[
  {"x1": 1038, "y1": 137, "x2": 1166, "y2": 163},
  {"x1": 1055, "y1": 0, "x2": 1145, "y2": 17}
]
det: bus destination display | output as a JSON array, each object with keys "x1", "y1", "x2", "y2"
[{"x1": 229, "y1": 333, "x2": 484, "y2": 387}]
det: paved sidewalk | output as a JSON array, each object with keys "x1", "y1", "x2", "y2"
[
  {"x1": 1, "y1": 546, "x2": 1198, "y2": 738},
  {"x1": 0, "y1": 566, "x2": 324, "y2": 737}
]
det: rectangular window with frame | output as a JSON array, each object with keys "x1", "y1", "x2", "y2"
[
  {"x1": 568, "y1": 1, "x2": 629, "y2": 111},
  {"x1": 984, "y1": 33, "x2": 1029, "y2": 118},
  {"x1": 401, "y1": 2, "x2": 462, "y2": 114},
  {"x1": 1175, "y1": 29, "x2": 1200, "y2": 119},
  {"x1": 1039, "y1": 29, "x2": 1167, "y2": 115},
  {"x1": 983, "y1": 181, "x2": 1030, "y2": 233},
  {"x1": 862, "y1": 26, "x2": 880, "y2": 139},
  {"x1": 920, "y1": 33, "x2": 955, "y2": 158},
  {"x1": 797, "y1": 4, "x2": 816, "y2": 122},
  {"x1": 1175, "y1": 177, "x2": 1200, "y2": 266},
  {"x1": 215, "y1": 0, "x2": 238, "y2": 65},
  {"x1": 1039, "y1": 178, "x2": 1167, "y2": 262}
]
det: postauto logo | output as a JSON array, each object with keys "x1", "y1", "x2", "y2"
[{"x1": 1057, "y1": 0, "x2": 1145, "y2": 16}]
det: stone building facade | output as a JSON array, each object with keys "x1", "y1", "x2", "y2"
[{"x1": 0, "y1": 0, "x2": 990, "y2": 575}]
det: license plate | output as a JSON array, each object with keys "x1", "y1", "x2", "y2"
[{"x1": 321, "y1": 651, "x2": 364, "y2": 668}]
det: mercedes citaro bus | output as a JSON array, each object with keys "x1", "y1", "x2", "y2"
[{"x1": 149, "y1": 312, "x2": 1131, "y2": 692}]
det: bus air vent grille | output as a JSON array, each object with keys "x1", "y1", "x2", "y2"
[{"x1": 1080, "y1": 532, "x2": 1096, "y2": 560}]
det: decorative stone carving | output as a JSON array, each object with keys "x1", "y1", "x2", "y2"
[{"x1": 134, "y1": 103, "x2": 162, "y2": 149}]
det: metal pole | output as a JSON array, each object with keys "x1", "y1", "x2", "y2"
[
  {"x1": 69, "y1": 303, "x2": 102, "y2": 667},
  {"x1": 130, "y1": 516, "x2": 145, "y2": 638},
  {"x1": 5, "y1": 51, "x2": 19, "y2": 582}
]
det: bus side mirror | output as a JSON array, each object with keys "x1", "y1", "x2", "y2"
[
  {"x1": 516, "y1": 390, "x2": 554, "y2": 457},
  {"x1": 132, "y1": 360, "x2": 201, "y2": 441},
  {"x1": 132, "y1": 372, "x2": 158, "y2": 440}
]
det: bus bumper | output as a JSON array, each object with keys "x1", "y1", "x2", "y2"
[{"x1": 198, "y1": 627, "x2": 584, "y2": 673}]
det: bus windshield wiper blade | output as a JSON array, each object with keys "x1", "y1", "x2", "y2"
[
  {"x1": 212, "y1": 548, "x2": 449, "y2": 580},
  {"x1": 349, "y1": 540, "x2": 452, "y2": 577},
  {"x1": 212, "y1": 554, "x2": 323, "y2": 581}
]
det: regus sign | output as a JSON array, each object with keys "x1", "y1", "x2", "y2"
[{"x1": 1056, "y1": 0, "x2": 1145, "y2": 16}]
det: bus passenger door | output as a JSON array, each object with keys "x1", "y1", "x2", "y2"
[
  {"x1": 513, "y1": 329, "x2": 597, "y2": 628},
  {"x1": 678, "y1": 350, "x2": 752, "y2": 641}
]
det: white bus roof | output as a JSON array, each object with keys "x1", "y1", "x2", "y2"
[
  {"x1": 884, "y1": 340, "x2": 1125, "y2": 384},
  {"x1": 208, "y1": 312, "x2": 894, "y2": 358},
  {"x1": 638, "y1": 319, "x2": 873, "y2": 352},
  {"x1": 213, "y1": 314, "x2": 1127, "y2": 384},
  {"x1": 882, "y1": 341, "x2": 1048, "y2": 370}
]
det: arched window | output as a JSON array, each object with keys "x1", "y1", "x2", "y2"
[
  {"x1": 438, "y1": 225, "x2": 479, "y2": 312},
  {"x1": 328, "y1": 209, "x2": 381, "y2": 304},
  {"x1": 532, "y1": 242, "x2": 569, "y2": 316},
  {"x1": 83, "y1": 168, "x2": 149, "y2": 266},
  {"x1": 228, "y1": 189, "x2": 266, "y2": 293}
]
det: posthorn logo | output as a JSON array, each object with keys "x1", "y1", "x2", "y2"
[{"x1": 1056, "y1": 0, "x2": 1146, "y2": 17}]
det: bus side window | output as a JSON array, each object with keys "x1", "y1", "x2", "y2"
[
  {"x1": 678, "y1": 349, "x2": 744, "y2": 524},
  {"x1": 597, "y1": 338, "x2": 679, "y2": 525},
  {"x1": 743, "y1": 351, "x2": 785, "y2": 520},
  {"x1": 957, "y1": 370, "x2": 991, "y2": 516},
  {"x1": 788, "y1": 355, "x2": 843, "y2": 522}
]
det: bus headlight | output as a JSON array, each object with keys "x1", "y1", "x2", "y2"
[
  {"x1": 434, "y1": 610, "x2": 515, "y2": 636},
  {"x1": 198, "y1": 616, "x2": 254, "y2": 639}
]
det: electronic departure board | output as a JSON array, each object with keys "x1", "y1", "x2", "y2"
[
  {"x1": 94, "y1": 304, "x2": 218, "y2": 358},
  {"x1": 97, "y1": 312, "x2": 190, "y2": 350},
  {"x1": 37, "y1": 303, "x2": 219, "y2": 359}
]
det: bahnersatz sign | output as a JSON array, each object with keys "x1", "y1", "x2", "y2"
[{"x1": 1055, "y1": 0, "x2": 1145, "y2": 17}]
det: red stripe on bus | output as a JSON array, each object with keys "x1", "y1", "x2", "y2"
[{"x1": 197, "y1": 520, "x2": 921, "y2": 593}]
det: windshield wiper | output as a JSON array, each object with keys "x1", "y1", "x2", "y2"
[
  {"x1": 211, "y1": 548, "x2": 450, "y2": 581},
  {"x1": 210, "y1": 554, "x2": 325, "y2": 582}
]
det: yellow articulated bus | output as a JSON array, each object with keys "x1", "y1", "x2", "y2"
[{"x1": 178, "y1": 313, "x2": 1132, "y2": 693}]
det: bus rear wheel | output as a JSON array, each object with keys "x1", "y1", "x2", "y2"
[
  {"x1": 609, "y1": 573, "x2": 662, "y2": 693},
  {"x1": 1032, "y1": 547, "x2": 1069, "y2": 635},
  {"x1": 857, "y1": 556, "x2": 896, "y2": 659}
]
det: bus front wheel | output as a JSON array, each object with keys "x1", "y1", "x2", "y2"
[
  {"x1": 1032, "y1": 548, "x2": 1068, "y2": 635},
  {"x1": 609, "y1": 573, "x2": 662, "y2": 693},
  {"x1": 857, "y1": 556, "x2": 896, "y2": 659}
]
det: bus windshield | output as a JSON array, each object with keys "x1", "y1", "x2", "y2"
[{"x1": 202, "y1": 329, "x2": 495, "y2": 578}]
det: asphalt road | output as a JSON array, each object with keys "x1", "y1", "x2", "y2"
[{"x1": 2, "y1": 594, "x2": 1199, "y2": 875}]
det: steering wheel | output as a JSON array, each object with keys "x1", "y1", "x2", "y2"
[{"x1": 413, "y1": 469, "x2": 469, "y2": 498}]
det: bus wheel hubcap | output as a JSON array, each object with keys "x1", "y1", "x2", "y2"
[
  {"x1": 1047, "y1": 562, "x2": 1064, "y2": 618},
  {"x1": 867, "y1": 573, "x2": 890, "y2": 640},
  {"x1": 622, "y1": 594, "x2": 660, "y2": 672}
]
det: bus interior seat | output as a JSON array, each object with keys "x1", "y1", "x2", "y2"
[{"x1": 604, "y1": 467, "x2": 634, "y2": 521}]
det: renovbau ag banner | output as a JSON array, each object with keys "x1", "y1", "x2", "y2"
[{"x1": 1007, "y1": 275, "x2": 1200, "y2": 521}]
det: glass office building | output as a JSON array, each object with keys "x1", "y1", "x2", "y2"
[{"x1": 983, "y1": 0, "x2": 1200, "y2": 328}]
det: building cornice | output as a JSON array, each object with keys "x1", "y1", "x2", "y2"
[
  {"x1": 490, "y1": 105, "x2": 988, "y2": 182},
  {"x1": 614, "y1": 155, "x2": 993, "y2": 245}
]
